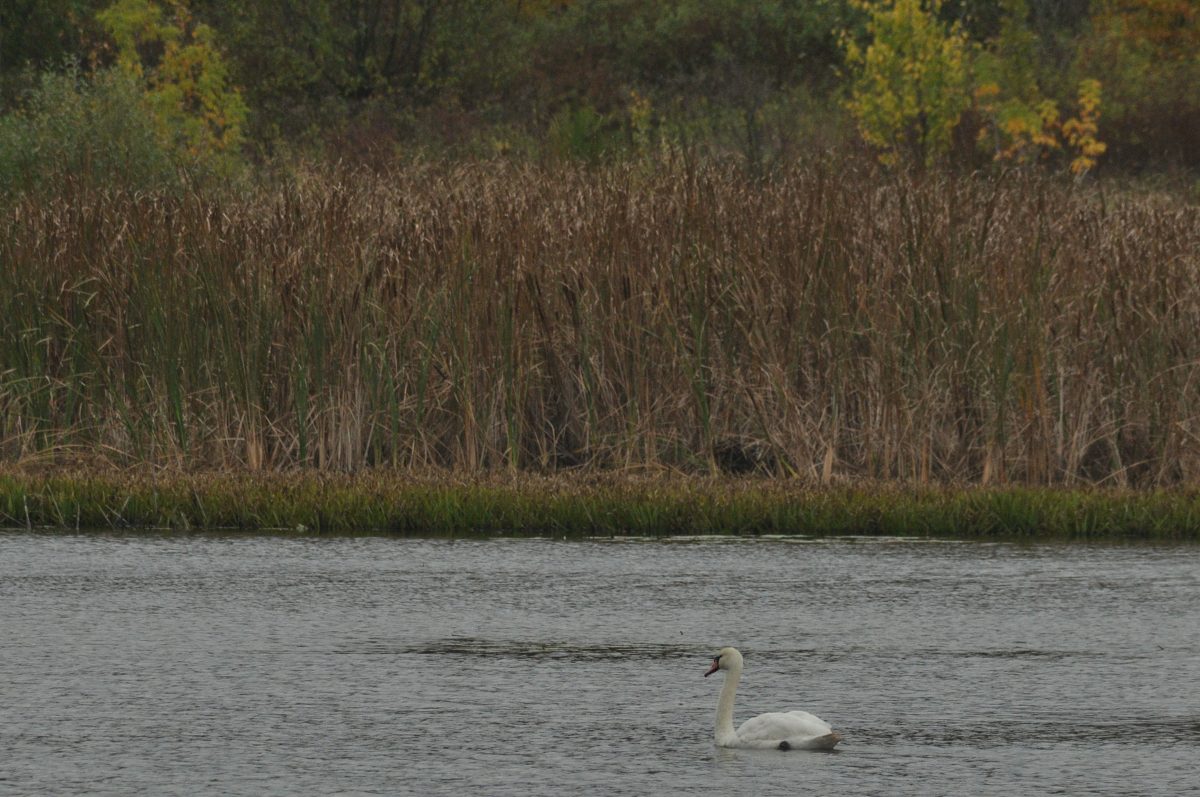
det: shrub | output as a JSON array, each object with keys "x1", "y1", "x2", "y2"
[
  {"x1": 843, "y1": 0, "x2": 974, "y2": 166},
  {"x1": 547, "y1": 105, "x2": 619, "y2": 162},
  {"x1": 0, "y1": 66, "x2": 177, "y2": 195}
]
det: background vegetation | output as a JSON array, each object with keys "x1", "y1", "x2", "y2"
[
  {"x1": 2, "y1": 0, "x2": 1199, "y2": 498},
  {"x1": 2, "y1": 0, "x2": 1198, "y2": 178}
]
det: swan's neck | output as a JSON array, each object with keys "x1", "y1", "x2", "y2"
[{"x1": 714, "y1": 662, "x2": 742, "y2": 746}]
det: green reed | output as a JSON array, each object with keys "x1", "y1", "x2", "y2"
[{"x1": 3, "y1": 470, "x2": 1200, "y2": 539}]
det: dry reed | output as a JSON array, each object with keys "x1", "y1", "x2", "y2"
[{"x1": 2, "y1": 157, "x2": 1198, "y2": 486}]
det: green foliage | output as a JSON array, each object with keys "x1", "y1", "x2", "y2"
[
  {"x1": 547, "y1": 104, "x2": 618, "y2": 162},
  {"x1": 1, "y1": 0, "x2": 1197, "y2": 176},
  {"x1": 528, "y1": 0, "x2": 851, "y2": 112},
  {"x1": 1073, "y1": 0, "x2": 1200, "y2": 168},
  {"x1": 972, "y1": 0, "x2": 1057, "y2": 163},
  {"x1": 643, "y1": 0, "x2": 851, "y2": 89},
  {"x1": 0, "y1": 66, "x2": 176, "y2": 194},
  {"x1": 203, "y1": 0, "x2": 527, "y2": 146},
  {"x1": 0, "y1": 1, "x2": 105, "y2": 84},
  {"x1": 973, "y1": 0, "x2": 1041, "y2": 103},
  {"x1": 973, "y1": 0, "x2": 1107, "y2": 174},
  {"x1": 843, "y1": 0, "x2": 974, "y2": 166}
]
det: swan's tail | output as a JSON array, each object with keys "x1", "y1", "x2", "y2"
[{"x1": 783, "y1": 731, "x2": 842, "y2": 751}]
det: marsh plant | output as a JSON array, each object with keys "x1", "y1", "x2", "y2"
[
  {"x1": 4, "y1": 470, "x2": 1200, "y2": 539},
  {"x1": 1, "y1": 157, "x2": 1198, "y2": 486}
]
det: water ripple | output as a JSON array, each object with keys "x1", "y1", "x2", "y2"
[
  {"x1": 2, "y1": 532, "x2": 1198, "y2": 796},
  {"x1": 363, "y1": 638, "x2": 700, "y2": 660}
]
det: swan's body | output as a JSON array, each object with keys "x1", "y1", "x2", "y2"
[{"x1": 705, "y1": 647, "x2": 841, "y2": 751}]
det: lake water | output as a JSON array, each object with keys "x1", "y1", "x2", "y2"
[{"x1": 1, "y1": 532, "x2": 1197, "y2": 795}]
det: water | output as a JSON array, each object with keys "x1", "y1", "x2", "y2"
[{"x1": 2, "y1": 532, "x2": 1198, "y2": 796}]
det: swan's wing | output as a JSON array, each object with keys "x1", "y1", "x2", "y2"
[{"x1": 735, "y1": 710, "x2": 833, "y2": 743}]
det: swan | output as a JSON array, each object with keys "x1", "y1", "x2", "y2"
[{"x1": 704, "y1": 646, "x2": 842, "y2": 751}]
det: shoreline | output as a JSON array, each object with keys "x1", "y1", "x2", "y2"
[{"x1": 3, "y1": 468, "x2": 1198, "y2": 540}]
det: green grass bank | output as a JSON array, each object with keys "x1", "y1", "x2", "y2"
[{"x1": 3, "y1": 469, "x2": 1199, "y2": 540}]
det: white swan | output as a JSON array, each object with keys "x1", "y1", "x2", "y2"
[{"x1": 704, "y1": 646, "x2": 842, "y2": 751}]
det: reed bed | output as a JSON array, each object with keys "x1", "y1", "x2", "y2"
[{"x1": 2, "y1": 157, "x2": 1199, "y2": 486}]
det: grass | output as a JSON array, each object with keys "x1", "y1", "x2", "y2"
[
  {"x1": 2, "y1": 468, "x2": 1200, "y2": 540},
  {"x1": 2, "y1": 153, "x2": 1199, "y2": 492}
]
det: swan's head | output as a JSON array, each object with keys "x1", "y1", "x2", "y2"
[{"x1": 704, "y1": 646, "x2": 743, "y2": 677}]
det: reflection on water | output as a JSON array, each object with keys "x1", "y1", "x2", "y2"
[{"x1": 1, "y1": 533, "x2": 1197, "y2": 796}]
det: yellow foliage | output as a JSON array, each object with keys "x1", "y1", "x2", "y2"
[
  {"x1": 1062, "y1": 79, "x2": 1106, "y2": 175},
  {"x1": 977, "y1": 81, "x2": 1106, "y2": 175},
  {"x1": 98, "y1": 0, "x2": 246, "y2": 173},
  {"x1": 627, "y1": 89, "x2": 654, "y2": 153},
  {"x1": 843, "y1": 0, "x2": 973, "y2": 166},
  {"x1": 972, "y1": 1, "x2": 1106, "y2": 175}
]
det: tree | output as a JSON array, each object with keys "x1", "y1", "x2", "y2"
[
  {"x1": 973, "y1": 0, "x2": 1106, "y2": 175},
  {"x1": 843, "y1": 0, "x2": 974, "y2": 166},
  {"x1": 1073, "y1": 0, "x2": 1200, "y2": 168},
  {"x1": 97, "y1": 0, "x2": 246, "y2": 172},
  {"x1": 0, "y1": 0, "x2": 101, "y2": 77}
]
